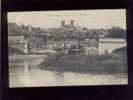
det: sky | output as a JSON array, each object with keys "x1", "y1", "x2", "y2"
[{"x1": 8, "y1": 9, "x2": 126, "y2": 29}]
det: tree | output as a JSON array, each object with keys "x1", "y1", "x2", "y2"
[
  {"x1": 108, "y1": 27, "x2": 126, "y2": 38},
  {"x1": 8, "y1": 23, "x2": 21, "y2": 34}
]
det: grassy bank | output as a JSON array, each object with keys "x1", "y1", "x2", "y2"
[{"x1": 40, "y1": 53, "x2": 127, "y2": 74}]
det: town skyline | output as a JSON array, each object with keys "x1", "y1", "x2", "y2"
[{"x1": 8, "y1": 9, "x2": 126, "y2": 30}]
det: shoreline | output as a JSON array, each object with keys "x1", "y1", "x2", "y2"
[{"x1": 39, "y1": 65, "x2": 128, "y2": 75}]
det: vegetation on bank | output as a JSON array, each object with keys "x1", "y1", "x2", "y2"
[
  {"x1": 39, "y1": 52, "x2": 127, "y2": 74},
  {"x1": 113, "y1": 46, "x2": 127, "y2": 56}
]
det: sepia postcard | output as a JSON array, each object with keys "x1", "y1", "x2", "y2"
[{"x1": 8, "y1": 9, "x2": 128, "y2": 87}]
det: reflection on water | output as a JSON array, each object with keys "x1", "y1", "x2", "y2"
[{"x1": 9, "y1": 58, "x2": 128, "y2": 87}]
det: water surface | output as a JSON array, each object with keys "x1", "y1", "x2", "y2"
[{"x1": 9, "y1": 56, "x2": 128, "y2": 87}]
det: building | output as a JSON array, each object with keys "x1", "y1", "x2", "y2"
[
  {"x1": 8, "y1": 34, "x2": 30, "y2": 54},
  {"x1": 61, "y1": 20, "x2": 75, "y2": 30}
]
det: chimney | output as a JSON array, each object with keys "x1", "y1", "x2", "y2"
[
  {"x1": 70, "y1": 20, "x2": 74, "y2": 27},
  {"x1": 61, "y1": 20, "x2": 65, "y2": 27}
]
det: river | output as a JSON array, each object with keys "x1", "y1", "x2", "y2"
[{"x1": 9, "y1": 55, "x2": 128, "y2": 87}]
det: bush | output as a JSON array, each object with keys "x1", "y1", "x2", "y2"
[{"x1": 40, "y1": 54, "x2": 127, "y2": 74}]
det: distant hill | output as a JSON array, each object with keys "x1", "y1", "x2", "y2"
[
  {"x1": 8, "y1": 23, "x2": 21, "y2": 35},
  {"x1": 8, "y1": 23, "x2": 46, "y2": 35},
  {"x1": 8, "y1": 23, "x2": 126, "y2": 39},
  {"x1": 107, "y1": 27, "x2": 126, "y2": 38}
]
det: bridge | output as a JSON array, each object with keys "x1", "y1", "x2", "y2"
[{"x1": 98, "y1": 38, "x2": 127, "y2": 54}]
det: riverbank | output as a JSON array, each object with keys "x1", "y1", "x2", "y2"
[
  {"x1": 9, "y1": 54, "x2": 47, "y2": 60},
  {"x1": 40, "y1": 53, "x2": 127, "y2": 74}
]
